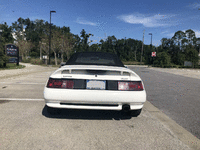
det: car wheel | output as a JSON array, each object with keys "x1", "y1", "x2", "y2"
[
  {"x1": 124, "y1": 109, "x2": 142, "y2": 117},
  {"x1": 46, "y1": 105, "x2": 61, "y2": 115}
]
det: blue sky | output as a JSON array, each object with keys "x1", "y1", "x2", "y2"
[{"x1": 1, "y1": 0, "x2": 200, "y2": 46}]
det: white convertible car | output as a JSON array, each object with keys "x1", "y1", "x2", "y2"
[{"x1": 44, "y1": 52, "x2": 146, "y2": 116}]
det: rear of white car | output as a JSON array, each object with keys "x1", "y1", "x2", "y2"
[
  {"x1": 44, "y1": 52, "x2": 146, "y2": 116},
  {"x1": 44, "y1": 65, "x2": 146, "y2": 116}
]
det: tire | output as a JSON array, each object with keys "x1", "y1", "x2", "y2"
[
  {"x1": 126, "y1": 109, "x2": 142, "y2": 117},
  {"x1": 46, "y1": 105, "x2": 61, "y2": 115}
]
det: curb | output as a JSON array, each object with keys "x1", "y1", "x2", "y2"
[{"x1": 144, "y1": 101, "x2": 200, "y2": 150}]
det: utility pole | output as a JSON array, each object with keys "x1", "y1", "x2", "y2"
[
  {"x1": 135, "y1": 44, "x2": 137, "y2": 61},
  {"x1": 40, "y1": 43, "x2": 42, "y2": 60},
  {"x1": 49, "y1": 10, "x2": 56, "y2": 65},
  {"x1": 149, "y1": 33, "x2": 152, "y2": 66},
  {"x1": 140, "y1": 30, "x2": 145, "y2": 65},
  {"x1": 62, "y1": 30, "x2": 64, "y2": 62},
  {"x1": 88, "y1": 32, "x2": 91, "y2": 46}
]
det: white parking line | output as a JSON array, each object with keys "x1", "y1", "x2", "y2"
[
  {"x1": 0, "y1": 98, "x2": 44, "y2": 101},
  {"x1": 0, "y1": 82, "x2": 45, "y2": 85}
]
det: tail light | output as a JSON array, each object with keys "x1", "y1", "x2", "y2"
[
  {"x1": 47, "y1": 78, "x2": 74, "y2": 89},
  {"x1": 118, "y1": 81, "x2": 143, "y2": 91}
]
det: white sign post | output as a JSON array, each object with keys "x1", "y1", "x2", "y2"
[{"x1": 151, "y1": 52, "x2": 156, "y2": 67}]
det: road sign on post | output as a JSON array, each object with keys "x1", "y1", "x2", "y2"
[
  {"x1": 5, "y1": 44, "x2": 19, "y2": 66},
  {"x1": 151, "y1": 52, "x2": 156, "y2": 57},
  {"x1": 151, "y1": 52, "x2": 156, "y2": 67}
]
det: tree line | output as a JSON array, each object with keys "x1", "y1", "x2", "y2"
[
  {"x1": 0, "y1": 17, "x2": 199, "y2": 67},
  {"x1": 157, "y1": 30, "x2": 200, "y2": 68}
]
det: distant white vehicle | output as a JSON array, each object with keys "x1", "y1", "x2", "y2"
[{"x1": 44, "y1": 52, "x2": 146, "y2": 116}]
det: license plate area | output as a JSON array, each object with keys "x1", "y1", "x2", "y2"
[{"x1": 86, "y1": 80, "x2": 106, "y2": 90}]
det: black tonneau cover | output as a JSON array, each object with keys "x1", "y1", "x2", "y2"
[{"x1": 66, "y1": 52, "x2": 125, "y2": 67}]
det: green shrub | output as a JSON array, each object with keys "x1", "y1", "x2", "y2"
[
  {"x1": 51, "y1": 59, "x2": 62, "y2": 65},
  {"x1": 123, "y1": 61, "x2": 144, "y2": 65},
  {"x1": 154, "y1": 52, "x2": 171, "y2": 68},
  {"x1": 22, "y1": 58, "x2": 31, "y2": 63},
  {"x1": 30, "y1": 58, "x2": 44, "y2": 65}
]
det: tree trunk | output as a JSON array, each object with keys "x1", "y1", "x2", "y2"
[
  {"x1": 40, "y1": 46, "x2": 42, "y2": 60},
  {"x1": 135, "y1": 50, "x2": 136, "y2": 61},
  {"x1": 25, "y1": 51, "x2": 27, "y2": 60},
  {"x1": 46, "y1": 56, "x2": 48, "y2": 65},
  {"x1": 54, "y1": 52, "x2": 57, "y2": 65},
  {"x1": 61, "y1": 53, "x2": 63, "y2": 62},
  {"x1": 21, "y1": 54, "x2": 24, "y2": 61},
  {"x1": 67, "y1": 50, "x2": 69, "y2": 60}
]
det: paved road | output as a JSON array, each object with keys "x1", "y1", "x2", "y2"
[
  {"x1": 0, "y1": 63, "x2": 199, "y2": 149},
  {"x1": 129, "y1": 66, "x2": 200, "y2": 139}
]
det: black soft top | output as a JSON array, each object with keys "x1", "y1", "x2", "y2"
[{"x1": 66, "y1": 52, "x2": 125, "y2": 67}]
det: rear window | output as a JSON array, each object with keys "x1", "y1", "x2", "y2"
[{"x1": 66, "y1": 52, "x2": 125, "y2": 67}]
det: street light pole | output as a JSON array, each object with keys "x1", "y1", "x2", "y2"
[
  {"x1": 149, "y1": 33, "x2": 152, "y2": 46},
  {"x1": 49, "y1": 10, "x2": 56, "y2": 65}
]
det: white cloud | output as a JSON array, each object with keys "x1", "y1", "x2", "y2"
[
  {"x1": 118, "y1": 13, "x2": 174, "y2": 27},
  {"x1": 187, "y1": 3, "x2": 200, "y2": 9},
  {"x1": 161, "y1": 31, "x2": 169, "y2": 34},
  {"x1": 161, "y1": 31, "x2": 174, "y2": 37},
  {"x1": 166, "y1": 33, "x2": 174, "y2": 37},
  {"x1": 76, "y1": 18, "x2": 97, "y2": 26},
  {"x1": 193, "y1": 30, "x2": 200, "y2": 37}
]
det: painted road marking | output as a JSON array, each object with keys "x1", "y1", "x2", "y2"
[
  {"x1": 0, "y1": 82, "x2": 45, "y2": 85},
  {"x1": 0, "y1": 98, "x2": 44, "y2": 101}
]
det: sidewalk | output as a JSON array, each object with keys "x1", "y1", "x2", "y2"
[
  {"x1": 0, "y1": 63, "x2": 57, "y2": 79},
  {"x1": 128, "y1": 65, "x2": 200, "y2": 80},
  {"x1": 144, "y1": 101, "x2": 200, "y2": 150},
  {"x1": 148, "y1": 67, "x2": 200, "y2": 80}
]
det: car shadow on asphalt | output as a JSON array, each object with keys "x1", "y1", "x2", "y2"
[{"x1": 42, "y1": 105, "x2": 132, "y2": 120}]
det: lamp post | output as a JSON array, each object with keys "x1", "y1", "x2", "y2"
[
  {"x1": 49, "y1": 10, "x2": 56, "y2": 65},
  {"x1": 149, "y1": 33, "x2": 152, "y2": 46}
]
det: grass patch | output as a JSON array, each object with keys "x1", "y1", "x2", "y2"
[
  {"x1": 0, "y1": 63, "x2": 25, "y2": 70},
  {"x1": 123, "y1": 61, "x2": 145, "y2": 65},
  {"x1": 153, "y1": 64, "x2": 200, "y2": 69}
]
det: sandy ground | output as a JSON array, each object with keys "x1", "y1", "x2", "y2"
[{"x1": 0, "y1": 63, "x2": 56, "y2": 79}]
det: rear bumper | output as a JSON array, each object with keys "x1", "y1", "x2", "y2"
[{"x1": 44, "y1": 88, "x2": 146, "y2": 110}]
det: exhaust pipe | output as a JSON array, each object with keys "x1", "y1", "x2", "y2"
[{"x1": 122, "y1": 104, "x2": 130, "y2": 112}]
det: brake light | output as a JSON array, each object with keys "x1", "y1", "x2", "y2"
[
  {"x1": 47, "y1": 78, "x2": 74, "y2": 89},
  {"x1": 118, "y1": 81, "x2": 143, "y2": 91}
]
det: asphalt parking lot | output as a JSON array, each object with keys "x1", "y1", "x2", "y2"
[
  {"x1": 0, "y1": 100, "x2": 195, "y2": 150},
  {"x1": 0, "y1": 63, "x2": 199, "y2": 150}
]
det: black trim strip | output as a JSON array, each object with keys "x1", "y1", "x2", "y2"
[{"x1": 60, "y1": 103, "x2": 119, "y2": 107}]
